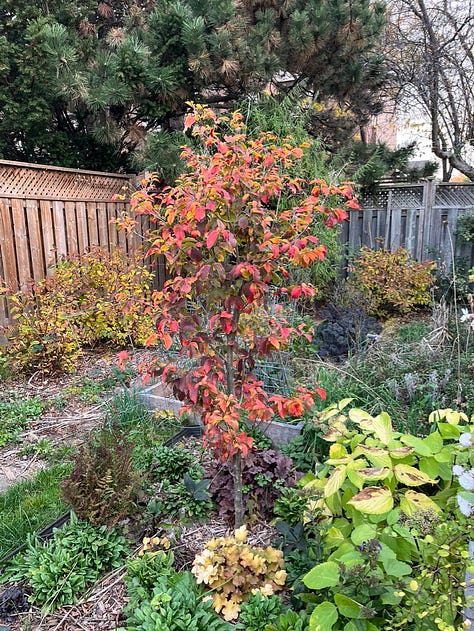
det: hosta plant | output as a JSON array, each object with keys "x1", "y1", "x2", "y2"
[{"x1": 191, "y1": 525, "x2": 287, "y2": 621}]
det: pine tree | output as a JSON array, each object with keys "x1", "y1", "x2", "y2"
[{"x1": 0, "y1": 0, "x2": 387, "y2": 170}]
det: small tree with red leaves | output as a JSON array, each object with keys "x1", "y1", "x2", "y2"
[{"x1": 126, "y1": 104, "x2": 358, "y2": 526}]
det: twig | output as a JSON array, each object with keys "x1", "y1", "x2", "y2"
[
  {"x1": 51, "y1": 607, "x2": 77, "y2": 631},
  {"x1": 20, "y1": 451, "x2": 39, "y2": 474},
  {"x1": 79, "y1": 568, "x2": 126, "y2": 604}
]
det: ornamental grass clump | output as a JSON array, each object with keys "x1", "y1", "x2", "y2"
[{"x1": 191, "y1": 525, "x2": 286, "y2": 621}]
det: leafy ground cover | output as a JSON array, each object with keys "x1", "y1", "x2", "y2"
[{"x1": 0, "y1": 312, "x2": 472, "y2": 630}]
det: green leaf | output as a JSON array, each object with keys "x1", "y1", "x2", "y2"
[
  {"x1": 350, "y1": 524, "x2": 377, "y2": 546},
  {"x1": 334, "y1": 594, "x2": 363, "y2": 618},
  {"x1": 309, "y1": 602, "x2": 339, "y2": 631},
  {"x1": 437, "y1": 423, "x2": 460, "y2": 440},
  {"x1": 379, "y1": 546, "x2": 412, "y2": 577},
  {"x1": 303, "y1": 561, "x2": 340, "y2": 590},
  {"x1": 347, "y1": 486, "x2": 393, "y2": 514},
  {"x1": 433, "y1": 447, "x2": 452, "y2": 463},
  {"x1": 422, "y1": 431, "x2": 443, "y2": 453},
  {"x1": 399, "y1": 434, "x2": 431, "y2": 456},
  {"x1": 418, "y1": 457, "x2": 440, "y2": 479},
  {"x1": 386, "y1": 508, "x2": 400, "y2": 525},
  {"x1": 325, "y1": 527, "x2": 346, "y2": 549}
]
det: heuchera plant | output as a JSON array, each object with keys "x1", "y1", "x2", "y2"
[{"x1": 122, "y1": 104, "x2": 358, "y2": 526}]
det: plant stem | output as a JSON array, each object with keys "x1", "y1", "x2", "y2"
[{"x1": 233, "y1": 451, "x2": 244, "y2": 528}]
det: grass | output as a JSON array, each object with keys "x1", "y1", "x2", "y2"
[{"x1": 0, "y1": 463, "x2": 72, "y2": 560}]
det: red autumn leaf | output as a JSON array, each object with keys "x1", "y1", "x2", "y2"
[
  {"x1": 316, "y1": 387, "x2": 326, "y2": 401},
  {"x1": 206, "y1": 229, "x2": 219, "y2": 248},
  {"x1": 145, "y1": 333, "x2": 159, "y2": 346},
  {"x1": 117, "y1": 350, "x2": 128, "y2": 371},
  {"x1": 345, "y1": 198, "x2": 360, "y2": 210}
]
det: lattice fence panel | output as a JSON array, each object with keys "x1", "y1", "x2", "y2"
[
  {"x1": 0, "y1": 161, "x2": 131, "y2": 201},
  {"x1": 390, "y1": 186, "x2": 424, "y2": 209},
  {"x1": 360, "y1": 188, "x2": 390, "y2": 209},
  {"x1": 435, "y1": 184, "x2": 474, "y2": 208}
]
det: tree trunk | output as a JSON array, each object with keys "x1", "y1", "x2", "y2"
[{"x1": 232, "y1": 452, "x2": 244, "y2": 528}]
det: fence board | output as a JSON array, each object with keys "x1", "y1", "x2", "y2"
[
  {"x1": 97, "y1": 202, "x2": 109, "y2": 249},
  {"x1": 75, "y1": 201, "x2": 89, "y2": 253},
  {"x1": 53, "y1": 201, "x2": 68, "y2": 259},
  {"x1": 0, "y1": 199, "x2": 17, "y2": 291},
  {"x1": 107, "y1": 203, "x2": 119, "y2": 249},
  {"x1": 87, "y1": 202, "x2": 99, "y2": 247},
  {"x1": 64, "y1": 201, "x2": 78, "y2": 255},
  {"x1": 39, "y1": 200, "x2": 56, "y2": 272},
  {"x1": 26, "y1": 199, "x2": 45, "y2": 283},
  {"x1": 405, "y1": 208, "x2": 418, "y2": 253},
  {"x1": 11, "y1": 199, "x2": 30, "y2": 291},
  {"x1": 389, "y1": 207, "x2": 402, "y2": 251}
]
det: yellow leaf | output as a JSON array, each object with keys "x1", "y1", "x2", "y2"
[
  {"x1": 234, "y1": 525, "x2": 247, "y2": 543},
  {"x1": 357, "y1": 467, "x2": 390, "y2": 481},
  {"x1": 394, "y1": 464, "x2": 438, "y2": 487},
  {"x1": 358, "y1": 411, "x2": 393, "y2": 445},
  {"x1": 329, "y1": 444, "x2": 348, "y2": 459},
  {"x1": 399, "y1": 490, "x2": 442, "y2": 516},
  {"x1": 324, "y1": 465, "x2": 347, "y2": 497},
  {"x1": 353, "y1": 445, "x2": 392, "y2": 468},
  {"x1": 347, "y1": 486, "x2": 394, "y2": 514}
]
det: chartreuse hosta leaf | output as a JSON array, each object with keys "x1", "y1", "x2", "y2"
[
  {"x1": 346, "y1": 486, "x2": 393, "y2": 514},
  {"x1": 319, "y1": 398, "x2": 354, "y2": 422},
  {"x1": 388, "y1": 447, "x2": 414, "y2": 459},
  {"x1": 324, "y1": 466, "x2": 347, "y2": 497},
  {"x1": 393, "y1": 464, "x2": 437, "y2": 486},
  {"x1": 399, "y1": 490, "x2": 442, "y2": 516},
  {"x1": 309, "y1": 601, "x2": 338, "y2": 631}
]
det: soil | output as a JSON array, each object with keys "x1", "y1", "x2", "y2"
[{"x1": 0, "y1": 348, "x2": 152, "y2": 494}]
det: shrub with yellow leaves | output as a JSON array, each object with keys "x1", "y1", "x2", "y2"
[{"x1": 191, "y1": 525, "x2": 286, "y2": 621}]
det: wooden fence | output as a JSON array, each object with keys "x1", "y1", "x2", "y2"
[
  {"x1": 341, "y1": 180, "x2": 474, "y2": 270},
  {"x1": 2, "y1": 161, "x2": 474, "y2": 326},
  {"x1": 0, "y1": 160, "x2": 162, "y2": 326}
]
